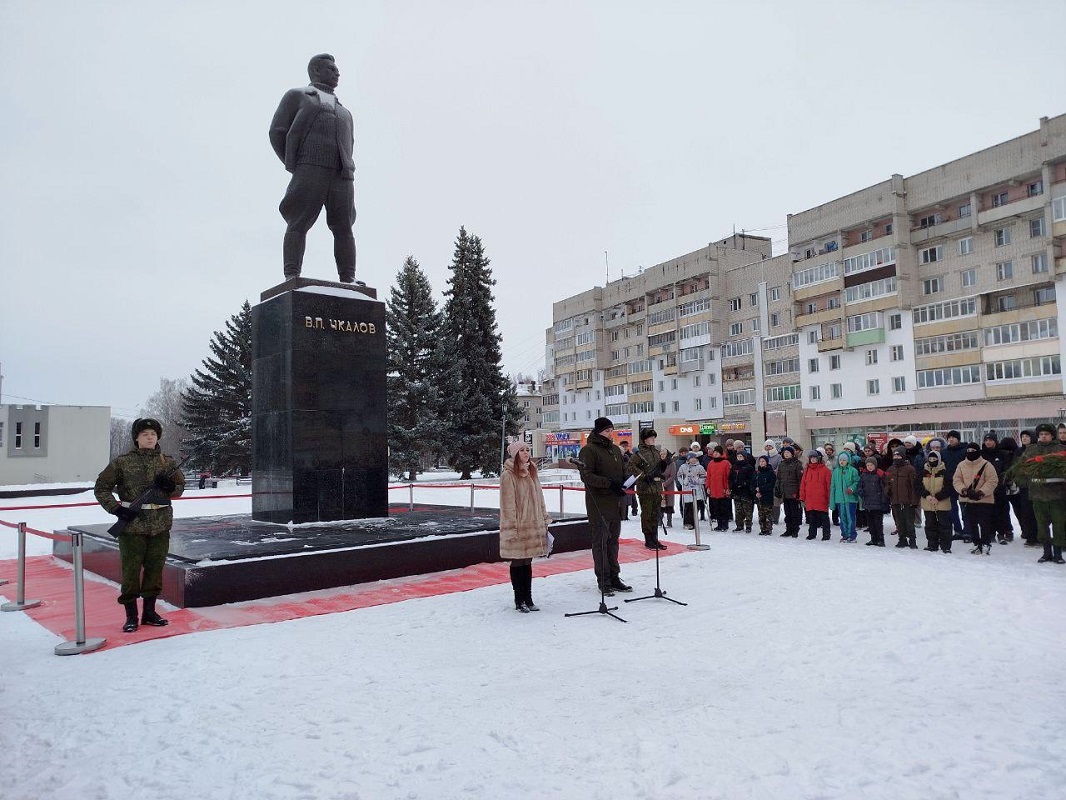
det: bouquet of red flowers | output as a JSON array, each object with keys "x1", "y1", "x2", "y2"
[{"x1": 1006, "y1": 451, "x2": 1066, "y2": 485}]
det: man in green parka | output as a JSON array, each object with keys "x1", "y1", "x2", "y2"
[
  {"x1": 95, "y1": 418, "x2": 185, "y2": 632},
  {"x1": 577, "y1": 417, "x2": 632, "y2": 595}
]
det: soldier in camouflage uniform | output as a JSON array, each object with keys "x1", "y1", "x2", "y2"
[
  {"x1": 627, "y1": 429, "x2": 669, "y2": 550},
  {"x1": 1024, "y1": 423, "x2": 1066, "y2": 564},
  {"x1": 94, "y1": 418, "x2": 185, "y2": 632}
]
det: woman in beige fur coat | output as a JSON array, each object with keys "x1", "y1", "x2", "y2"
[{"x1": 500, "y1": 441, "x2": 552, "y2": 612}]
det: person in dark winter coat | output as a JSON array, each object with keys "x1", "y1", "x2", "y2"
[
  {"x1": 880, "y1": 438, "x2": 904, "y2": 472},
  {"x1": 577, "y1": 417, "x2": 632, "y2": 595},
  {"x1": 799, "y1": 451, "x2": 832, "y2": 540},
  {"x1": 1020, "y1": 423, "x2": 1066, "y2": 564},
  {"x1": 729, "y1": 450, "x2": 756, "y2": 531},
  {"x1": 752, "y1": 455, "x2": 777, "y2": 534},
  {"x1": 858, "y1": 458, "x2": 888, "y2": 546},
  {"x1": 1010, "y1": 432, "x2": 1039, "y2": 546},
  {"x1": 660, "y1": 451, "x2": 678, "y2": 529},
  {"x1": 980, "y1": 432, "x2": 1012, "y2": 543},
  {"x1": 918, "y1": 450, "x2": 953, "y2": 553},
  {"x1": 954, "y1": 442, "x2": 999, "y2": 555},
  {"x1": 941, "y1": 430, "x2": 968, "y2": 539},
  {"x1": 885, "y1": 447, "x2": 919, "y2": 549},
  {"x1": 94, "y1": 418, "x2": 186, "y2": 632},
  {"x1": 775, "y1": 445, "x2": 804, "y2": 537}
]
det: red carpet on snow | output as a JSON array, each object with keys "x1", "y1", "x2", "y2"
[{"x1": 1, "y1": 540, "x2": 691, "y2": 653}]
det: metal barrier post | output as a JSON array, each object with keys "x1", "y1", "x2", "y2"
[
  {"x1": 470, "y1": 482, "x2": 475, "y2": 513},
  {"x1": 559, "y1": 485, "x2": 564, "y2": 516},
  {"x1": 55, "y1": 530, "x2": 106, "y2": 655},
  {"x1": 686, "y1": 492, "x2": 709, "y2": 551},
  {"x1": 408, "y1": 483, "x2": 414, "y2": 511},
  {"x1": 2, "y1": 522, "x2": 43, "y2": 611}
]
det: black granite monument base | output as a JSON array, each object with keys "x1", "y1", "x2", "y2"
[
  {"x1": 252, "y1": 282, "x2": 388, "y2": 524},
  {"x1": 54, "y1": 506, "x2": 591, "y2": 608}
]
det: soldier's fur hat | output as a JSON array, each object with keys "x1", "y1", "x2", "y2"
[{"x1": 131, "y1": 418, "x2": 162, "y2": 441}]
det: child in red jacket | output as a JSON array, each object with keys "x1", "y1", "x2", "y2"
[
  {"x1": 799, "y1": 450, "x2": 832, "y2": 540},
  {"x1": 704, "y1": 446, "x2": 733, "y2": 531}
]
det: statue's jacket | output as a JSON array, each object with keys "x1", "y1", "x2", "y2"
[{"x1": 269, "y1": 87, "x2": 355, "y2": 180}]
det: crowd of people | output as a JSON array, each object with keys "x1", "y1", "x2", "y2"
[
  {"x1": 666, "y1": 423, "x2": 1066, "y2": 562},
  {"x1": 504, "y1": 416, "x2": 1066, "y2": 612}
]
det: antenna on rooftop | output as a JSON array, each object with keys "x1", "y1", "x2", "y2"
[{"x1": 604, "y1": 250, "x2": 609, "y2": 283}]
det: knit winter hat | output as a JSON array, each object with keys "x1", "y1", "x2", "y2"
[
  {"x1": 507, "y1": 441, "x2": 525, "y2": 459},
  {"x1": 809, "y1": 451, "x2": 823, "y2": 463},
  {"x1": 965, "y1": 442, "x2": 981, "y2": 453},
  {"x1": 781, "y1": 445, "x2": 795, "y2": 456},
  {"x1": 947, "y1": 430, "x2": 962, "y2": 441},
  {"x1": 686, "y1": 452, "x2": 699, "y2": 461},
  {"x1": 903, "y1": 435, "x2": 918, "y2": 446},
  {"x1": 764, "y1": 439, "x2": 776, "y2": 450},
  {"x1": 865, "y1": 458, "x2": 878, "y2": 469},
  {"x1": 690, "y1": 442, "x2": 702, "y2": 452},
  {"x1": 893, "y1": 447, "x2": 906, "y2": 459},
  {"x1": 131, "y1": 418, "x2": 162, "y2": 442},
  {"x1": 713, "y1": 445, "x2": 725, "y2": 455},
  {"x1": 838, "y1": 453, "x2": 851, "y2": 465},
  {"x1": 592, "y1": 417, "x2": 614, "y2": 435},
  {"x1": 983, "y1": 431, "x2": 998, "y2": 445},
  {"x1": 757, "y1": 455, "x2": 770, "y2": 467},
  {"x1": 843, "y1": 441, "x2": 856, "y2": 452},
  {"x1": 782, "y1": 436, "x2": 794, "y2": 444},
  {"x1": 926, "y1": 451, "x2": 940, "y2": 463}
]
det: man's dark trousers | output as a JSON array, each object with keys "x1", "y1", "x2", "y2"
[{"x1": 280, "y1": 164, "x2": 356, "y2": 280}]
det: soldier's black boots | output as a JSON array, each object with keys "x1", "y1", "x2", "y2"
[
  {"x1": 122, "y1": 602, "x2": 139, "y2": 633},
  {"x1": 141, "y1": 597, "x2": 169, "y2": 627},
  {"x1": 1038, "y1": 544, "x2": 1053, "y2": 563}
]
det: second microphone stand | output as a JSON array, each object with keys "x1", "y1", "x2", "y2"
[{"x1": 624, "y1": 506, "x2": 688, "y2": 607}]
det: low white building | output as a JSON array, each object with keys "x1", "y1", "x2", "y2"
[{"x1": 0, "y1": 404, "x2": 110, "y2": 485}]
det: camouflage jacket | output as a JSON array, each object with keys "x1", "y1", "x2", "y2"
[{"x1": 94, "y1": 446, "x2": 185, "y2": 536}]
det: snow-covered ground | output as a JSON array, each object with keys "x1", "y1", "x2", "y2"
[{"x1": 2, "y1": 478, "x2": 1064, "y2": 800}]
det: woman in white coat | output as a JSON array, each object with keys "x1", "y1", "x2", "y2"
[{"x1": 500, "y1": 442, "x2": 552, "y2": 612}]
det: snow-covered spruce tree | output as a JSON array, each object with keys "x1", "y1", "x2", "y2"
[
  {"x1": 182, "y1": 301, "x2": 252, "y2": 474},
  {"x1": 386, "y1": 256, "x2": 443, "y2": 480},
  {"x1": 439, "y1": 228, "x2": 522, "y2": 479}
]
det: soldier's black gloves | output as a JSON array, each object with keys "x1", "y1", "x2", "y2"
[
  {"x1": 113, "y1": 506, "x2": 137, "y2": 522},
  {"x1": 609, "y1": 480, "x2": 627, "y2": 497},
  {"x1": 154, "y1": 473, "x2": 177, "y2": 494}
]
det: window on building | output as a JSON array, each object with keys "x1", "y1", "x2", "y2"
[
  {"x1": 729, "y1": 322, "x2": 743, "y2": 336},
  {"x1": 958, "y1": 202, "x2": 971, "y2": 218},
  {"x1": 659, "y1": 403, "x2": 666, "y2": 414},
  {"x1": 996, "y1": 261, "x2": 1013, "y2": 281},
  {"x1": 694, "y1": 398, "x2": 702, "y2": 411},
  {"x1": 958, "y1": 237, "x2": 974, "y2": 255},
  {"x1": 671, "y1": 379, "x2": 678, "y2": 390},
  {"x1": 830, "y1": 383, "x2": 843, "y2": 399},
  {"x1": 750, "y1": 293, "x2": 758, "y2": 306},
  {"x1": 994, "y1": 227, "x2": 1011, "y2": 247},
  {"x1": 986, "y1": 355, "x2": 1061, "y2": 382},
  {"x1": 917, "y1": 365, "x2": 982, "y2": 388},
  {"x1": 920, "y1": 246, "x2": 942, "y2": 264},
  {"x1": 808, "y1": 358, "x2": 819, "y2": 373},
  {"x1": 769, "y1": 287, "x2": 781, "y2": 301},
  {"x1": 889, "y1": 313, "x2": 902, "y2": 330},
  {"x1": 810, "y1": 386, "x2": 821, "y2": 401},
  {"x1": 890, "y1": 345, "x2": 904, "y2": 361},
  {"x1": 827, "y1": 296, "x2": 841, "y2": 310},
  {"x1": 672, "y1": 401, "x2": 680, "y2": 412},
  {"x1": 729, "y1": 297, "x2": 742, "y2": 312},
  {"x1": 922, "y1": 277, "x2": 943, "y2": 295},
  {"x1": 1028, "y1": 180, "x2": 1044, "y2": 197},
  {"x1": 770, "y1": 312, "x2": 780, "y2": 328},
  {"x1": 1054, "y1": 196, "x2": 1066, "y2": 222},
  {"x1": 33, "y1": 422, "x2": 41, "y2": 449},
  {"x1": 997, "y1": 295, "x2": 1016, "y2": 312},
  {"x1": 1034, "y1": 286, "x2": 1056, "y2": 306},
  {"x1": 991, "y1": 191, "x2": 1009, "y2": 207},
  {"x1": 961, "y1": 268, "x2": 977, "y2": 288},
  {"x1": 918, "y1": 213, "x2": 941, "y2": 228},
  {"x1": 1032, "y1": 253, "x2": 1049, "y2": 274},
  {"x1": 885, "y1": 223, "x2": 894, "y2": 235},
  {"x1": 14, "y1": 422, "x2": 22, "y2": 449},
  {"x1": 805, "y1": 301, "x2": 817, "y2": 315},
  {"x1": 830, "y1": 355, "x2": 841, "y2": 370},
  {"x1": 751, "y1": 318, "x2": 760, "y2": 333},
  {"x1": 1030, "y1": 218, "x2": 1045, "y2": 238},
  {"x1": 808, "y1": 330, "x2": 818, "y2": 344},
  {"x1": 892, "y1": 376, "x2": 906, "y2": 393},
  {"x1": 693, "y1": 375, "x2": 701, "y2": 387},
  {"x1": 865, "y1": 349, "x2": 878, "y2": 366},
  {"x1": 707, "y1": 373, "x2": 716, "y2": 384},
  {"x1": 867, "y1": 379, "x2": 880, "y2": 395},
  {"x1": 860, "y1": 230, "x2": 872, "y2": 243}
]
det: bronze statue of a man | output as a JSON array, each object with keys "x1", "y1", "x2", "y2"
[{"x1": 269, "y1": 54, "x2": 357, "y2": 283}]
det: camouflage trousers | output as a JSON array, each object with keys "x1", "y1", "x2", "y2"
[
  {"x1": 117, "y1": 533, "x2": 170, "y2": 605},
  {"x1": 733, "y1": 496, "x2": 754, "y2": 529},
  {"x1": 639, "y1": 492, "x2": 663, "y2": 545}
]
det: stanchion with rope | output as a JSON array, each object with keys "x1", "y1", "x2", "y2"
[
  {"x1": 408, "y1": 483, "x2": 414, "y2": 511},
  {"x1": 54, "y1": 529, "x2": 106, "y2": 655},
  {"x1": 469, "y1": 482, "x2": 475, "y2": 513},
  {"x1": 1, "y1": 522, "x2": 43, "y2": 611}
]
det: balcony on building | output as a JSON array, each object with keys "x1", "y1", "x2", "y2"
[
  {"x1": 795, "y1": 291, "x2": 843, "y2": 328},
  {"x1": 980, "y1": 283, "x2": 1057, "y2": 320}
]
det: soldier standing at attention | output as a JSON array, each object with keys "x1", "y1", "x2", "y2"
[
  {"x1": 94, "y1": 419, "x2": 185, "y2": 632},
  {"x1": 627, "y1": 428, "x2": 669, "y2": 550}
]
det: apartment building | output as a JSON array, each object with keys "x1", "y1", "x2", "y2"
[
  {"x1": 540, "y1": 235, "x2": 806, "y2": 458},
  {"x1": 788, "y1": 114, "x2": 1066, "y2": 444}
]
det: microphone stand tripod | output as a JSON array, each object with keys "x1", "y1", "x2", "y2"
[
  {"x1": 565, "y1": 504, "x2": 627, "y2": 623},
  {"x1": 624, "y1": 505, "x2": 687, "y2": 606}
]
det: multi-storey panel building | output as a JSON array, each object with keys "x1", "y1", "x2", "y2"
[
  {"x1": 788, "y1": 114, "x2": 1066, "y2": 444},
  {"x1": 541, "y1": 236, "x2": 805, "y2": 457}
]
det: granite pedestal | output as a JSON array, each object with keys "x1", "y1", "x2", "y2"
[{"x1": 252, "y1": 281, "x2": 387, "y2": 523}]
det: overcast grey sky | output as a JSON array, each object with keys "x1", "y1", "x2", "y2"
[{"x1": 1, "y1": 0, "x2": 1063, "y2": 418}]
